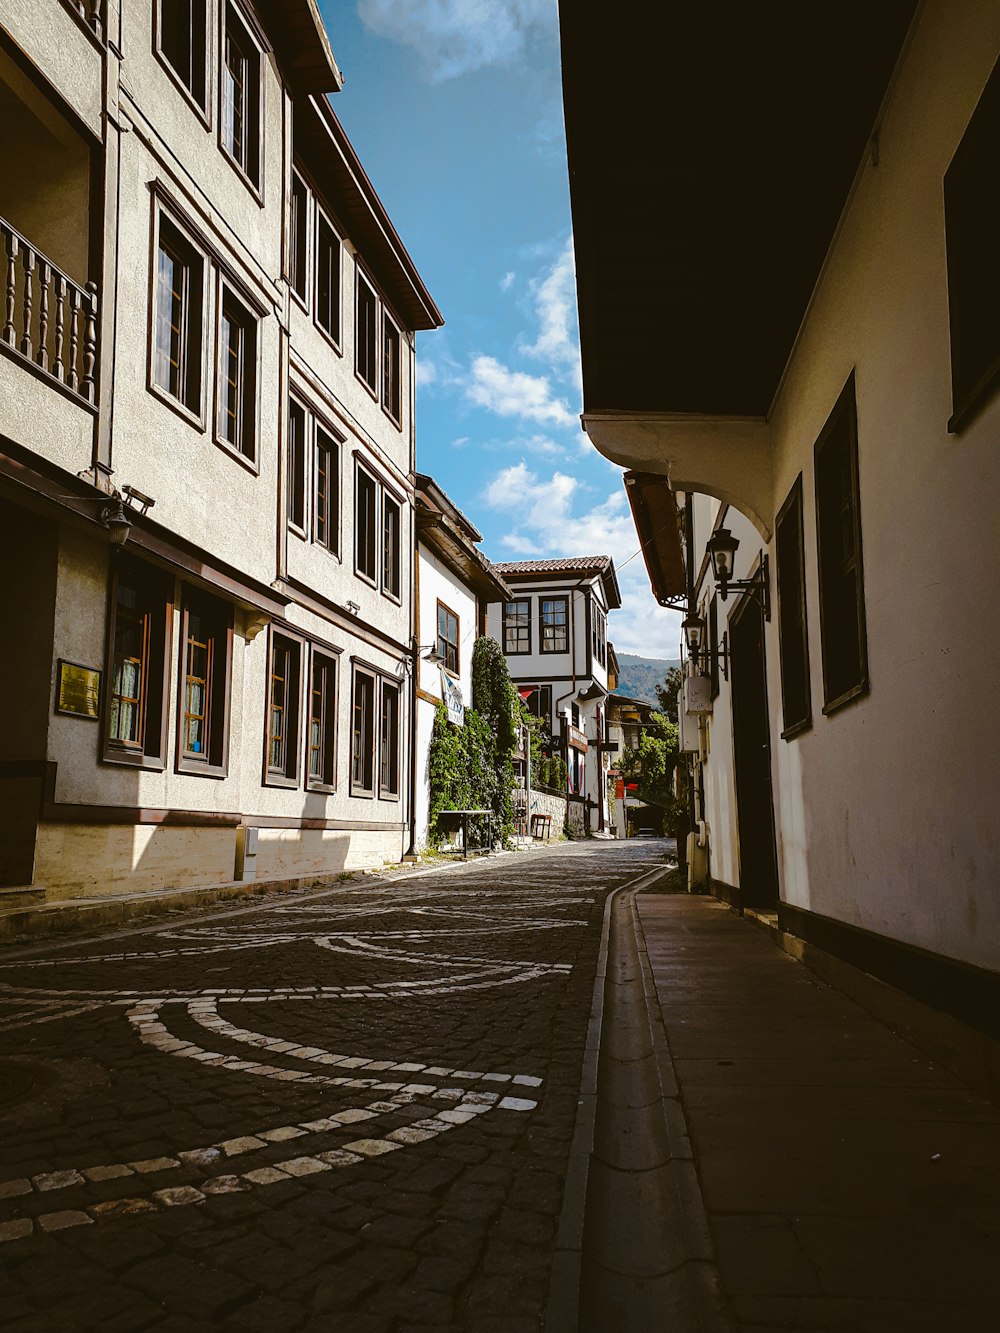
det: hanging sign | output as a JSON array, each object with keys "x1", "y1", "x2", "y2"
[{"x1": 439, "y1": 668, "x2": 465, "y2": 726}]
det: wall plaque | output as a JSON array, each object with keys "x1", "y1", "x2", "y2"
[{"x1": 56, "y1": 660, "x2": 101, "y2": 719}]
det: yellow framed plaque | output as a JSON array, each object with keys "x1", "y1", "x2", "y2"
[{"x1": 56, "y1": 660, "x2": 102, "y2": 719}]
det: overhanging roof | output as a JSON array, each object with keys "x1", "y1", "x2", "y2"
[
  {"x1": 416, "y1": 476, "x2": 511, "y2": 604},
  {"x1": 260, "y1": 0, "x2": 343, "y2": 94},
  {"x1": 560, "y1": 3, "x2": 917, "y2": 416},
  {"x1": 624, "y1": 472, "x2": 686, "y2": 607},
  {"x1": 296, "y1": 97, "x2": 443, "y2": 332}
]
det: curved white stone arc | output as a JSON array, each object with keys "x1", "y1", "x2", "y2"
[
  {"x1": 313, "y1": 935, "x2": 572, "y2": 974},
  {"x1": 185, "y1": 998, "x2": 543, "y2": 1089}
]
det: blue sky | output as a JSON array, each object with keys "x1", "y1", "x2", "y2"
[{"x1": 320, "y1": 1, "x2": 681, "y2": 659}]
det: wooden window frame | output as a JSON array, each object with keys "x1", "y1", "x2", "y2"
[
  {"x1": 776, "y1": 474, "x2": 813, "y2": 740},
  {"x1": 503, "y1": 599, "x2": 531, "y2": 654},
  {"x1": 150, "y1": 205, "x2": 206, "y2": 428},
  {"x1": 306, "y1": 646, "x2": 338, "y2": 792},
  {"x1": 314, "y1": 201, "x2": 342, "y2": 350},
  {"x1": 540, "y1": 596, "x2": 569, "y2": 654},
  {"x1": 437, "y1": 600, "x2": 460, "y2": 677},
  {"x1": 381, "y1": 492, "x2": 402, "y2": 602},
  {"x1": 814, "y1": 375, "x2": 869, "y2": 716},
  {"x1": 288, "y1": 170, "x2": 310, "y2": 309},
  {"x1": 214, "y1": 277, "x2": 259, "y2": 471},
  {"x1": 378, "y1": 678, "x2": 401, "y2": 800},
  {"x1": 354, "y1": 461, "x2": 378, "y2": 586},
  {"x1": 350, "y1": 664, "x2": 377, "y2": 797},
  {"x1": 945, "y1": 55, "x2": 1000, "y2": 433},
  {"x1": 313, "y1": 423, "x2": 340, "y2": 557},
  {"x1": 103, "y1": 555, "x2": 173, "y2": 771},
  {"x1": 287, "y1": 398, "x2": 308, "y2": 536},
  {"x1": 264, "y1": 628, "x2": 302, "y2": 788},
  {"x1": 355, "y1": 265, "x2": 378, "y2": 398},
  {"x1": 175, "y1": 588, "x2": 233, "y2": 777},
  {"x1": 155, "y1": 0, "x2": 210, "y2": 122},
  {"x1": 219, "y1": 1, "x2": 263, "y2": 198},
  {"x1": 382, "y1": 311, "x2": 402, "y2": 426}
]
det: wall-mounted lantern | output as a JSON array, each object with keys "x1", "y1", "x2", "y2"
[{"x1": 705, "y1": 528, "x2": 770, "y2": 619}]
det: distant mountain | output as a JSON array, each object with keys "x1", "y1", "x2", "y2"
[{"x1": 613, "y1": 653, "x2": 681, "y2": 706}]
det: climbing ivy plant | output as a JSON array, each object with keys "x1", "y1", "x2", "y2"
[{"x1": 427, "y1": 637, "x2": 519, "y2": 848}]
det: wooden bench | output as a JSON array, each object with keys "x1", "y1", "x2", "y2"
[
  {"x1": 435, "y1": 809, "x2": 494, "y2": 859},
  {"x1": 530, "y1": 813, "x2": 554, "y2": 843}
]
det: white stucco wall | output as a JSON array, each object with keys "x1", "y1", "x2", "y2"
[{"x1": 692, "y1": 0, "x2": 1000, "y2": 971}]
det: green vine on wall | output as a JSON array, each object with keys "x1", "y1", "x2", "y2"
[{"x1": 428, "y1": 637, "x2": 519, "y2": 848}]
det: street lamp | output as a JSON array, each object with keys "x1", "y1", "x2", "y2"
[{"x1": 705, "y1": 527, "x2": 770, "y2": 618}]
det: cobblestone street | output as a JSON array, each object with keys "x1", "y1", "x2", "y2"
[{"x1": 0, "y1": 841, "x2": 664, "y2": 1332}]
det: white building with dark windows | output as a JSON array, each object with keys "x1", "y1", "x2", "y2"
[
  {"x1": 561, "y1": 0, "x2": 1000, "y2": 1033},
  {"x1": 0, "y1": 1, "x2": 442, "y2": 902},
  {"x1": 488, "y1": 557, "x2": 621, "y2": 834},
  {"x1": 411, "y1": 474, "x2": 511, "y2": 851}
]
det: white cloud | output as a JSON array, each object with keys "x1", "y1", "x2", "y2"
[
  {"x1": 482, "y1": 468, "x2": 682, "y2": 658},
  {"x1": 522, "y1": 238, "x2": 580, "y2": 381},
  {"x1": 357, "y1": 0, "x2": 556, "y2": 82},
  {"x1": 417, "y1": 356, "x2": 438, "y2": 388},
  {"x1": 500, "y1": 532, "x2": 544, "y2": 555},
  {"x1": 466, "y1": 355, "x2": 576, "y2": 427},
  {"x1": 500, "y1": 270, "x2": 516, "y2": 292}
]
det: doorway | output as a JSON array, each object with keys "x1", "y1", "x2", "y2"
[{"x1": 729, "y1": 588, "x2": 779, "y2": 909}]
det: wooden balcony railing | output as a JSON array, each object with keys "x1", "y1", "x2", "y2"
[
  {"x1": 62, "y1": 0, "x2": 105, "y2": 41},
  {"x1": 1, "y1": 219, "x2": 97, "y2": 405}
]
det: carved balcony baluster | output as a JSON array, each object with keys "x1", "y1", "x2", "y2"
[
  {"x1": 37, "y1": 262, "x2": 51, "y2": 371},
  {"x1": 0, "y1": 217, "x2": 99, "y2": 405},
  {"x1": 4, "y1": 232, "x2": 18, "y2": 346},
  {"x1": 20, "y1": 248, "x2": 35, "y2": 360}
]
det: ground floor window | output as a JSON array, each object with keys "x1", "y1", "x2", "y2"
[
  {"x1": 105, "y1": 556, "x2": 172, "y2": 767},
  {"x1": 379, "y1": 680, "x2": 400, "y2": 798},
  {"x1": 266, "y1": 631, "x2": 301, "y2": 785},
  {"x1": 308, "y1": 649, "x2": 337, "y2": 790},
  {"x1": 177, "y1": 589, "x2": 233, "y2": 773},
  {"x1": 352, "y1": 666, "x2": 376, "y2": 794}
]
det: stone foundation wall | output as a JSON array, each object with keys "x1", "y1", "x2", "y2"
[{"x1": 527, "y1": 787, "x2": 568, "y2": 836}]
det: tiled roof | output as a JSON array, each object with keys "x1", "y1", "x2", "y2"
[{"x1": 491, "y1": 556, "x2": 613, "y2": 574}]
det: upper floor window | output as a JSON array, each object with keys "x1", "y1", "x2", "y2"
[
  {"x1": 592, "y1": 604, "x2": 606, "y2": 667},
  {"x1": 315, "y1": 206, "x2": 341, "y2": 344},
  {"x1": 178, "y1": 590, "x2": 233, "y2": 774},
  {"x1": 776, "y1": 475, "x2": 812, "y2": 739},
  {"x1": 540, "y1": 597, "x2": 568, "y2": 654},
  {"x1": 289, "y1": 172, "x2": 309, "y2": 302},
  {"x1": 382, "y1": 494, "x2": 401, "y2": 600},
  {"x1": 158, "y1": 0, "x2": 208, "y2": 111},
  {"x1": 287, "y1": 399, "x2": 306, "y2": 532},
  {"x1": 356, "y1": 268, "x2": 378, "y2": 393},
  {"x1": 945, "y1": 55, "x2": 1000, "y2": 431},
  {"x1": 216, "y1": 283, "x2": 258, "y2": 464},
  {"x1": 355, "y1": 464, "x2": 378, "y2": 582},
  {"x1": 815, "y1": 375, "x2": 868, "y2": 714},
  {"x1": 437, "y1": 601, "x2": 459, "y2": 675},
  {"x1": 314, "y1": 426, "x2": 340, "y2": 555},
  {"x1": 382, "y1": 314, "x2": 401, "y2": 424},
  {"x1": 153, "y1": 214, "x2": 204, "y2": 417},
  {"x1": 222, "y1": 4, "x2": 261, "y2": 188},
  {"x1": 504, "y1": 599, "x2": 530, "y2": 654}
]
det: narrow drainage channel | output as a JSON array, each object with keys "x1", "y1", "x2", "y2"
[{"x1": 549, "y1": 876, "x2": 734, "y2": 1331}]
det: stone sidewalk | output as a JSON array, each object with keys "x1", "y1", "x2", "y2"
[{"x1": 637, "y1": 893, "x2": 1000, "y2": 1332}]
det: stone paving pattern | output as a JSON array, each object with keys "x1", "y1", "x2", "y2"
[{"x1": 0, "y1": 842, "x2": 661, "y2": 1331}]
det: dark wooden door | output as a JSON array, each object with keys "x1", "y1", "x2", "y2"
[{"x1": 729, "y1": 592, "x2": 779, "y2": 908}]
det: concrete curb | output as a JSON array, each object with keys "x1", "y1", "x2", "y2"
[{"x1": 545, "y1": 863, "x2": 681, "y2": 1333}]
